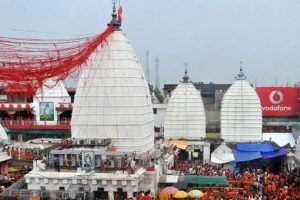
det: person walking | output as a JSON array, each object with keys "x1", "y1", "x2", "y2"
[{"x1": 53, "y1": 155, "x2": 60, "y2": 172}]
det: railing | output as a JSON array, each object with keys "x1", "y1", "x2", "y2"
[
  {"x1": 0, "y1": 119, "x2": 71, "y2": 130},
  {"x1": 45, "y1": 163, "x2": 140, "y2": 174}
]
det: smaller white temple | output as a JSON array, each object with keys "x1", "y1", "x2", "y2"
[
  {"x1": 162, "y1": 69, "x2": 210, "y2": 165},
  {"x1": 164, "y1": 69, "x2": 206, "y2": 140},
  {"x1": 33, "y1": 79, "x2": 71, "y2": 125},
  {"x1": 220, "y1": 65, "x2": 262, "y2": 142}
]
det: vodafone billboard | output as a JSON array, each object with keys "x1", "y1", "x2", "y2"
[{"x1": 256, "y1": 87, "x2": 300, "y2": 117}]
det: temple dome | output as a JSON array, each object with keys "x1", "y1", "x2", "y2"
[
  {"x1": 71, "y1": 30, "x2": 154, "y2": 155},
  {"x1": 164, "y1": 70, "x2": 206, "y2": 139},
  {"x1": 0, "y1": 124, "x2": 8, "y2": 140},
  {"x1": 33, "y1": 80, "x2": 71, "y2": 125},
  {"x1": 221, "y1": 68, "x2": 262, "y2": 142},
  {"x1": 35, "y1": 80, "x2": 70, "y2": 101}
]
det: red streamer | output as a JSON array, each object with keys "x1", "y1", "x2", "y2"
[
  {"x1": 118, "y1": 6, "x2": 123, "y2": 24},
  {"x1": 0, "y1": 24, "x2": 115, "y2": 96}
]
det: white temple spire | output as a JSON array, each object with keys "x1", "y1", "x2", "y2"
[
  {"x1": 221, "y1": 64, "x2": 262, "y2": 142},
  {"x1": 182, "y1": 62, "x2": 189, "y2": 83},
  {"x1": 164, "y1": 68, "x2": 206, "y2": 139},
  {"x1": 108, "y1": 0, "x2": 121, "y2": 30},
  {"x1": 71, "y1": 13, "x2": 154, "y2": 155}
]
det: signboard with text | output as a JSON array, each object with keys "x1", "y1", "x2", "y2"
[{"x1": 256, "y1": 87, "x2": 299, "y2": 117}]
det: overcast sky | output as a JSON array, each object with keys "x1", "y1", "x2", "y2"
[{"x1": 1, "y1": 0, "x2": 300, "y2": 87}]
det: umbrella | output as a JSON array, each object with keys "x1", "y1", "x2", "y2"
[
  {"x1": 173, "y1": 191, "x2": 188, "y2": 199},
  {"x1": 188, "y1": 190, "x2": 203, "y2": 198},
  {"x1": 161, "y1": 186, "x2": 179, "y2": 194},
  {"x1": 159, "y1": 192, "x2": 170, "y2": 200}
]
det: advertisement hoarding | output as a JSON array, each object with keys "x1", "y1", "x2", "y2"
[{"x1": 256, "y1": 87, "x2": 299, "y2": 117}]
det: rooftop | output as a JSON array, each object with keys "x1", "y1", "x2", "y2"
[{"x1": 26, "y1": 165, "x2": 145, "y2": 179}]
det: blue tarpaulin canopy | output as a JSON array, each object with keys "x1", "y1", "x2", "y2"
[
  {"x1": 261, "y1": 148, "x2": 288, "y2": 159},
  {"x1": 212, "y1": 143, "x2": 288, "y2": 164},
  {"x1": 236, "y1": 143, "x2": 273, "y2": 152},
  {"x1": 232, "y1": 149, "x2": 262, "y2": 162}
]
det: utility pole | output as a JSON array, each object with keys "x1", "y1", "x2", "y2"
[{"x1": 145, "y1": 51, "x2": 150, "y2": 85}]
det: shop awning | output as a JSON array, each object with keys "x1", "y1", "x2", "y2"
[
  {"x1": 163, "y1": 140, "x2": 188, "y2": 150},
  {"x1": 261, "y1": 148, "x2": 288, "y2": 159},
  {"x1": 232, "y1": 149, "x2": 262, "y2": 162},
  {"x1": 183, "y1": 175, "x2": 228, "y2": 186},
  {"x1": 159, "y1": 175, "x2": 228, "y2": 186},
  {"x1": 263, "y1": 133, "x2": 295, "y2": 147},
  {"x1": 236, "y1": 143, "x2": 273, "y2": 152}
]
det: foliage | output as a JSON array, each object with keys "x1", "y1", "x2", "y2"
[
  {"x1": 154, "y1": 87, "x2": 164, "y2": 103},
  {"x1": 149, "y1": 84, "x2": 154, "y2": 94}
]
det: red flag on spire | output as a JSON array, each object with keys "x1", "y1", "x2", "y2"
[{"x1": 118, "y1": 6, "x2": 123, "y2": 24}]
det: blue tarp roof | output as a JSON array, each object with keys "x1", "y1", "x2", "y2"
[
  {"x1": 236, "y1": 143, "x2": 274, "y2": 152},
  {"x1": 232, "y1": 149, "x2": 262, "y2": 162},
  {"x1": 261, "y1": 148, "x2": 288, "y2": 159}
]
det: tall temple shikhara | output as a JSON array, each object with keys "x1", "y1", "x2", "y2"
[
  {"x1": 71, "y1": 1, "x2": 154, "y2": 156},
  {"x1": 23, "y1": 3, "x2": 157, "y2": 199}
]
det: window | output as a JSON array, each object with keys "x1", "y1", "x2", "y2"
[
  {"x1": 154, "y1": 127, "x2": 160, "y2": 133},
  {"x1": 40, "y1": 186, "x2": 46, "y2": 190},
  {"x1": 59, "y1": 187, "x2": 65, "y2": 191},
  {"x1": 153, "y1": 108, "x2": 157, "y2": 114}
]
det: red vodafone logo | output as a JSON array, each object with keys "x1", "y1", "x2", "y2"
[{"x1": 269, "y1": 90, "x2": 284, "y2": 104}]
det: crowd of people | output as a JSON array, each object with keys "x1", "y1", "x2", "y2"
[
  {"x1": 5, "y1": 146, "x2": 34, "y2": 161},
  {"x1": 136, "y1": 190, "x2": 154, "y2": 200},
  {"x1": 0, "y1": 170, "x2": 27, "y2": 194},
  {"x1": 170, "y1": 161, "x2": 300, "y2": 200},
  {"x1": 122, "y1": 190, "x2": 154, "y2": 200},
  {"x1": 175, "y1": 161, "x2": 226, "y2": 176},
  {"x1": 225, "y1": 167, "x2": 300, "y2": 200}
]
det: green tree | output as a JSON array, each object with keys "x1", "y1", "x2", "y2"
[
  {"x1": 154, "y1": 87, "x2": 164, "y2": 103},
  {"x1": 294, "y1": 81, "x2": 300, "y2": 87},
  {"x1": 149, "y1": 84, "x2": 154, "y2": 94}
]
